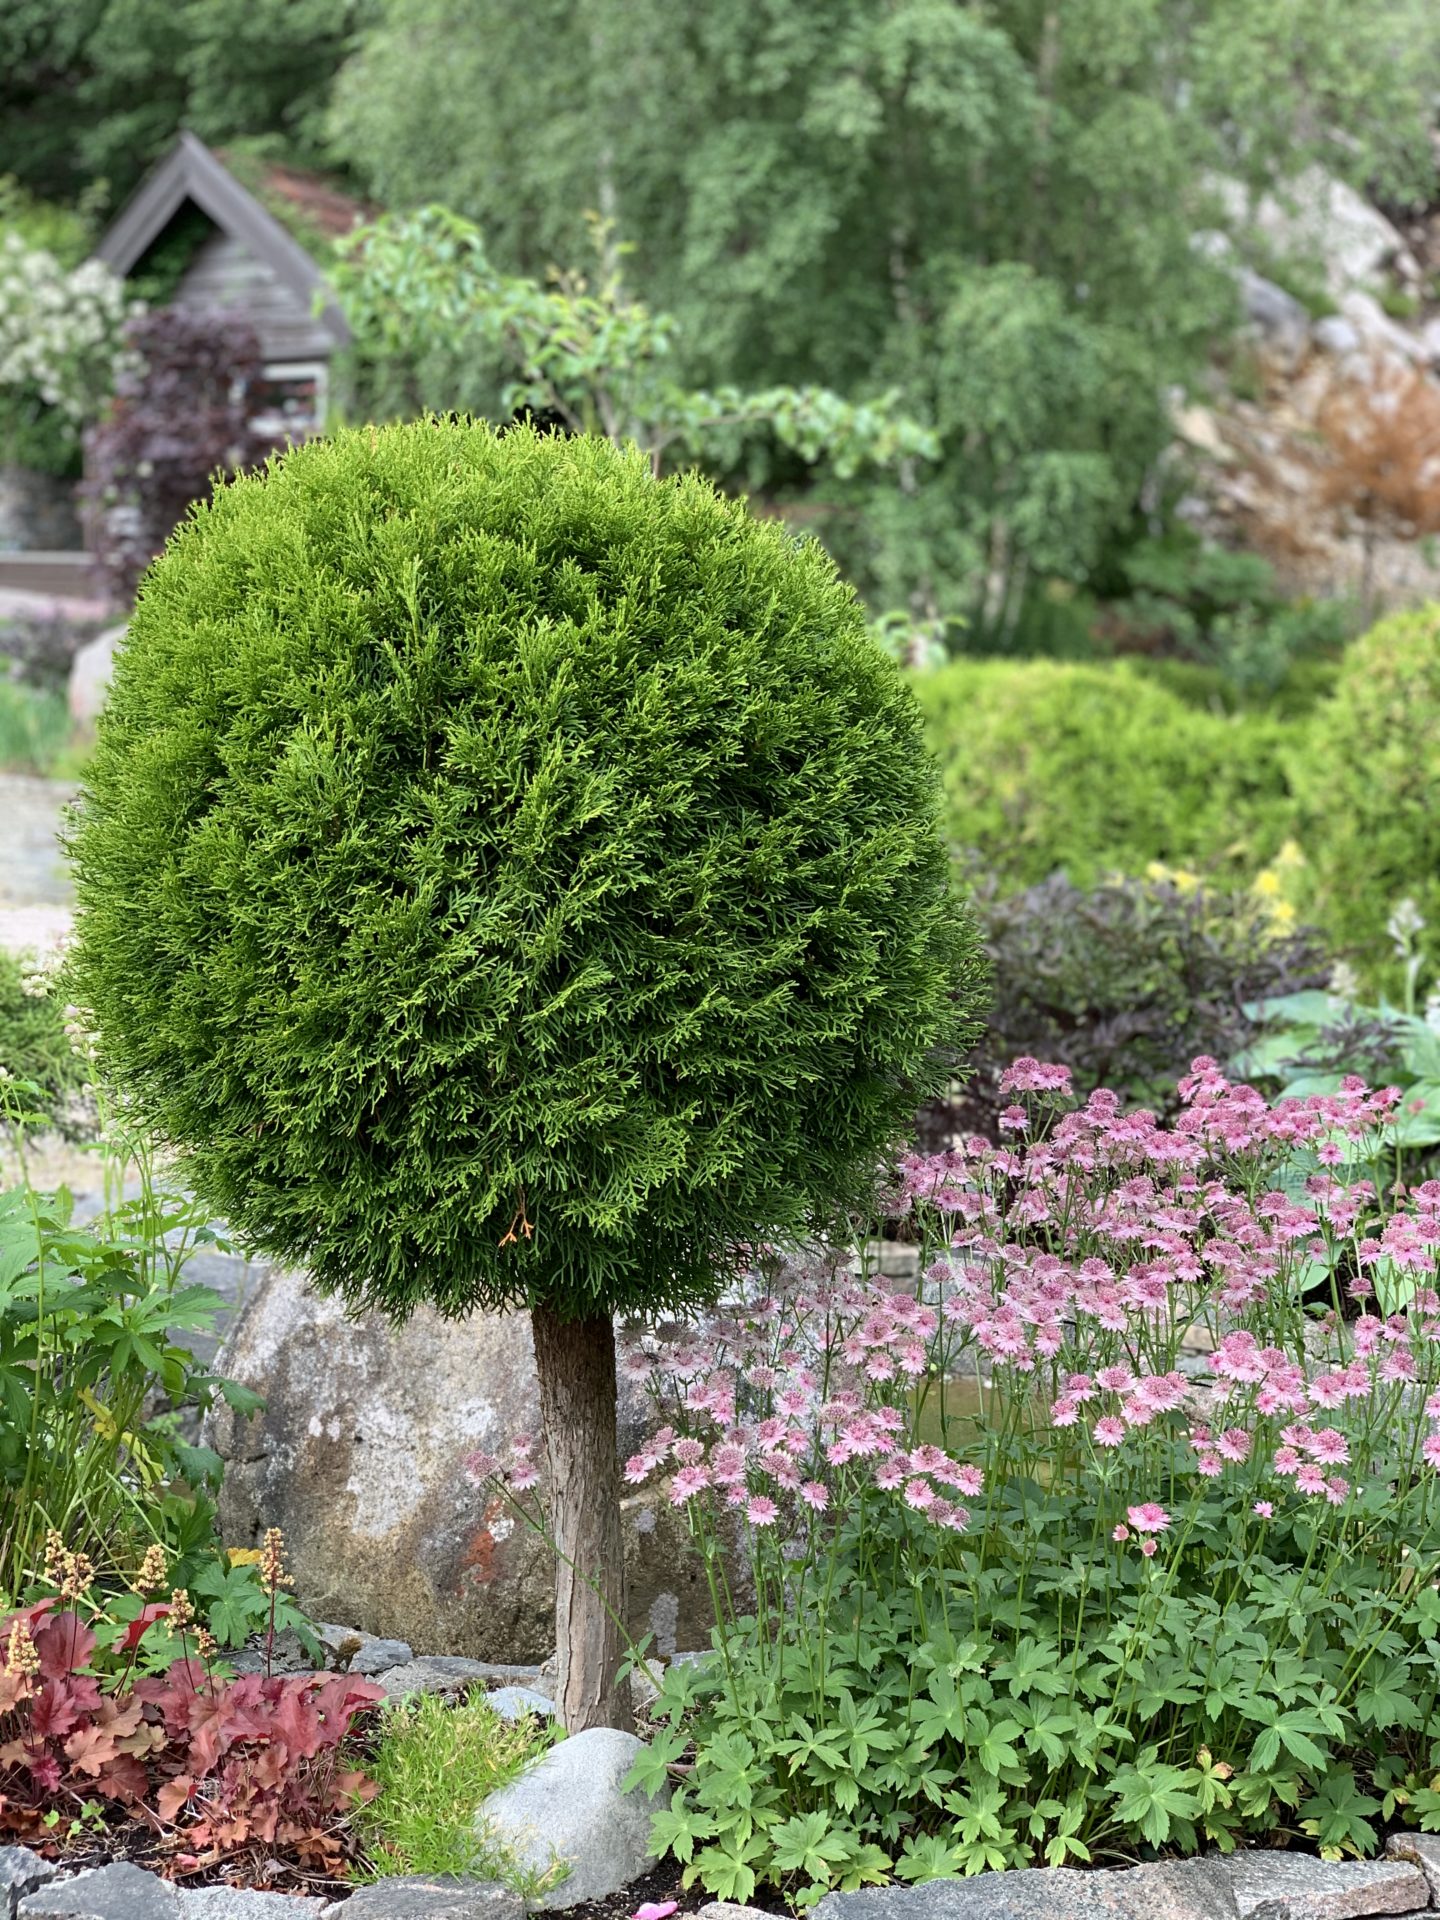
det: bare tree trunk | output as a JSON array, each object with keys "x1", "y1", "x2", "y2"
[
  {"x1": 1026, "y1": 5, "x2": 1062, "y2": 269},
  {"x1": 531, "y1": 1303, "x2": 632, "y2": 1733}
]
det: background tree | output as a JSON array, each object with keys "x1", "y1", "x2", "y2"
[
  {"x1": 329, "y1": 207, "x2": 938, "y2": 479},
  {"x1": 64, "y1": 421, "x2": 984, "y2": 1730},
  {"x1": 328, "y1": 0, "x2": 1440, "y2": 641},
  {"x1": 0, "y1": 0, "x2": 372, "y2": 205}
]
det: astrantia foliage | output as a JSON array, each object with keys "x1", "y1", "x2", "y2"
[
  {"x1": 66, "y1": 420, "x2": 980, "y2": 1321},
  {"x1": 550, "y1": 1062, "x2": 1440, "y2": 1899}
]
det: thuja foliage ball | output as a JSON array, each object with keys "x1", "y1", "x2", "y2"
[{"x1": 67, "y1": 422, "x2": 983, "y2": 1319}]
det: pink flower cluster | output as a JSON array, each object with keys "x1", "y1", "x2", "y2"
[
  {"x1": 467, "y1": 1058, "x2": 1440, "y2": 1567},
  {"x1": 616, "y1": 1324, "x2": 985, "y2": 1538},
  {"x1": 463, "y1": 1433, "x2": 539, "y2": 1493}
]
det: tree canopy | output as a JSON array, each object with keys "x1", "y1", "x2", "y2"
[{"x1": 66, "y1": 421, "x2": 981, "y2": 1319}]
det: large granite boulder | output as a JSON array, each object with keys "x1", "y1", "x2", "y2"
[{"x1": 206, "y1": 1266, "x2": 731, "y2": 1661}]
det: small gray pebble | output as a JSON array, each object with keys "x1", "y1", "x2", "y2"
[{"x1": 486, "y1": 1685, "x2": 557, "y2": 1723}]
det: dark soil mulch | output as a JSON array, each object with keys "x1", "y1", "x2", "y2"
[{"x1": 27, "y1": 1824, "x2": 355, "y2": 1903}]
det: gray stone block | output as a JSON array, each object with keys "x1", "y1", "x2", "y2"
[
  {"x1": 1222, "y1": 1852, "x2": 1428, "y2": 1918},
  {"x1": 815, "y1": 1859, "x2": 1244, "y2": 1920},
  {"x1": 18, "y1": 1863, "x2": 181, "y2": 1920},
  {"x1": 475, "y1": 1727, "x2": 669, "y2": 1910},
  {"x1": 350, "y1": 1639, "x2": 414, "y2": 1678},
  {"x1": 372, "y1": 1657, "x2": 511, "y2": 1700},
  {"x1": 1385, "y1": 1834, "x2": 1440, "y2": 1904},
  {"x1": 320, "y1": 1879, "x2": 522, "y2": 1920},
  {"x1": 178, "y1": 1894, "x2": 323, "y2": 1917},
  {"x1": 0, "y1": 1852, "x2": 58, "y2": 1920},
  {"x1": 313, "y1": 1626, "x2": 414, "y2": 1676}
]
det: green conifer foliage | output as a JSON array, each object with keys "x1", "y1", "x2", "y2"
[{"x1": 66, "y1": 421, "x2": 982, "y2": 1324}]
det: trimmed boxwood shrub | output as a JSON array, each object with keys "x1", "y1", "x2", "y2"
[
  {"x1": 1295, "y1": 604, "x2": 1440, "y2": 992},
  {"x1": 65, "y1": 418, "x2": 983, "y2": 1727},
  {"x1": 912, "y1": 658, "x2": 1296, "y2": 888}
]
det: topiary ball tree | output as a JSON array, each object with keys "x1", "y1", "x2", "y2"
[{"x1": 65, "y1": 421, "x2": 984, "y2": 1729}]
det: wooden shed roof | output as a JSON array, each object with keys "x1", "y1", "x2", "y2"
[{"x1": 93, "y1": 131, "x2": 351, "y2": 348}]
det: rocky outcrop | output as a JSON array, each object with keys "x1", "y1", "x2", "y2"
[
  {"x1": 206, "y1": 1266, "x2": 732, "y2": 1661},
  {"x1": 1210, "y1": 167, "x2": 1420, "y2": 299}
]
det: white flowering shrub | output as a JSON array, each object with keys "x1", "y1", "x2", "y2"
[{"x1": 0, "y1": 234, "x2": 140, "y2": 474}]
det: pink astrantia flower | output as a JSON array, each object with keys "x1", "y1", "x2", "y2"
[
  {"x1": 746, "y1": 1495, "x2": 778, "y2": 1527},
  {"x1": 1126, "y1": 1502, "x2": 1171, "y2": 1534},
  {"x1": 1253, "y1": 1500, "x2": 1274, "y2": 1518},
  {"x1": 799, "y1": 1480, "x2": 829, "y2": 1512},
  {"x1": 1112, "y1": 1524, "x2": 1130, "y2": 1542},
  {"x1": 668, "y1": 1465, "x2": 710, "y2": 1504},
  {"x1": 1139, "y1": 1537, "x2": 1159, "y2": 1558},
  {"x1": 1093, "y1": 1417, "x2": 1125, "y2": 1447},
  {"x1": 908, "y1": 1445, "x2": 948, "y2": 1475}
]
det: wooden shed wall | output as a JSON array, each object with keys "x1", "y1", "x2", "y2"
[{"x1": 171, "y1": 228, "x2": 334, "y2": 362}]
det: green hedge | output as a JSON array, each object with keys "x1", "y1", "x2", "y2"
[
  {"x1": 912, "y1": 658, "x2": 1296, "y2": 888},
  {"x1": 1294, "y1": 604, "x2": 1440, "y2": 991}
]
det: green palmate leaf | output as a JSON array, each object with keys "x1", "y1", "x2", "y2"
[
  {"x1": 767, "y1": 1811, "x2": 856, "y2": 1882},
  {"x1": 648, "y1": 1799, "x2": 712, "y2": 1866},
  {"x1": 894, "y1": 1835, "x2": 966, "y2": 1883},
  {"x1": 624, "y1": 1729, "x2": 686, "y2": 1799},
  {"x1": 1299, "y1": 1767, "x2": 1381, "y2": 1861},
  {"x1": 835, "y1": 1844, "x2": 892, "y2": 1892},
  {"x1": 989, "y1": 1636, "x2": 1066, "y2": 1699},
  {"x1": 1010, "y1": 1699, "x2": 1074, "y2": 1768},
  {"x1": 1107, "y1": 1755, "x2": 1203, "y2": 1848},
  {"x1": 1356, "y1": 1662, "x2": 1424, "y2": 1732},
  {"x1": 910, "y1": 1670, "x2": 967, "y2": 1750},
  {"x1": 691, "y1": 1834, "x2": 768, "y2": 1904},
  {"x1": 972, "y1": 1718, "x2": 1023, "y2": 1778}
]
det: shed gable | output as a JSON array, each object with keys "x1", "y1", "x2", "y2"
[{"x1": 171, "y1": 225, "x2": 334, "y2": 363}]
